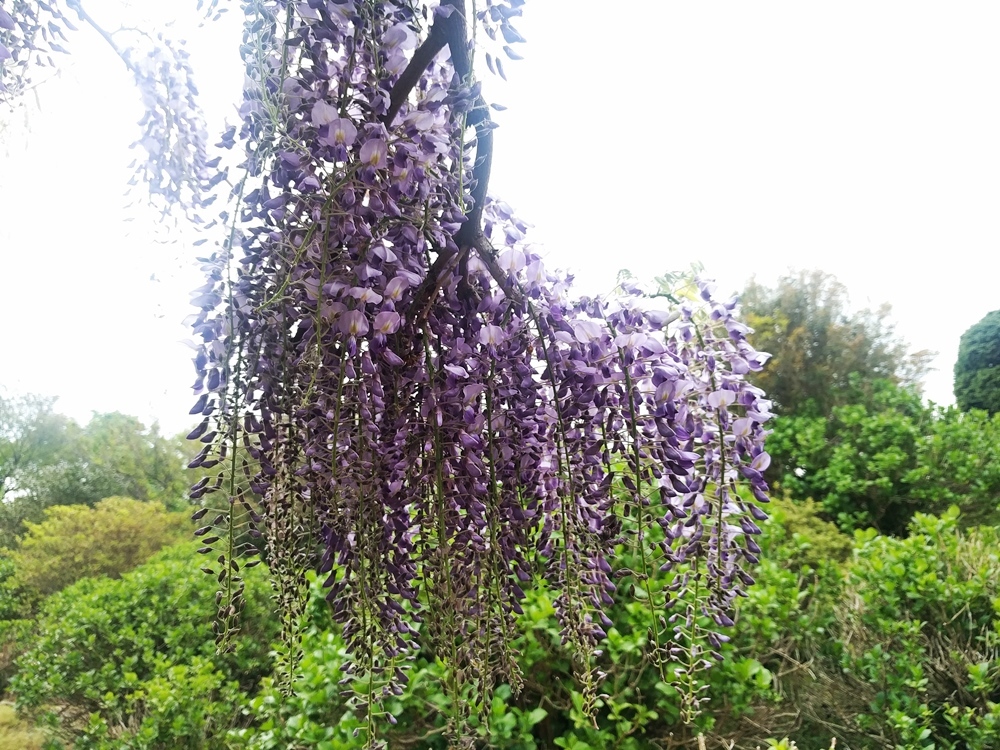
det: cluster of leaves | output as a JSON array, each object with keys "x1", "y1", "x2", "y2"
[
  {"x1": 954, "y1": 309, "x2": 1000, "y2": 416},
  {"x1": 767, "y1": 378, "x2": 1000, "y2": 534},
  {"x1": 826, "y1": 509, "x2": 1000, "y2": 749},
  {"x1": 4, "y1": 496, "x2": 188, "y2": 597},
  {"x1": 0, "y1": 393, "x2": 70, "y2": 504},
  {"x1": 10, "y1": 543, "x2": 278, "y2": 749},
  {"x1": 0, "y1": 395, "x2": 192, "y2": 546},
  {"x1": 0, "y1": 489, "x2": 833, "y2": 749}
]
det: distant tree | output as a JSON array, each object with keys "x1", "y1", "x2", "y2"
[
  {"x1": 0, "y1": 399, "x2": 190, "y2": 546},
  {"x1": 0, "y1": 392, "x2": 71, "y2": 503},
  {"x1": 954, "y1": 309, "x2": 1000, "y2": 416},
  {"x1": 741, "y1": 270, "x2": 933, "y2": 417}
]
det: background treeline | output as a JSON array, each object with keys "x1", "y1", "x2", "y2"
[
  {"x1": 0, "y1": 399, "x2": 191, "y2": 547},
  {"x1": 745, "y1": 270, "x2": 1000, "y2": 535},
  {"x1": 1, "y1": 269, "x2": 999, "y2": 749}
]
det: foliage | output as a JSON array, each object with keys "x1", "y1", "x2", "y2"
[
  {"x1": 26, "y1": 412, "x2": 191, "y2": 510},
  {"x1": 742, "y1": 270, "x2": 933, "y2": 417},
  {"x1": 233, "y1": 499, "x2": 845, "y2": 750},
  {"x1": 10, "y1": 543, "x2": 278, "y2": 742},
  {"x1": 0, "y1": 702, "x2": 46, "y2": 750},
  {"x1": 954, "y1": 309, "x2": 1000, "y2": 415},
  {"x1": 74, "y1": 658, "x2": 249, "y2": 750},
  {"x1": 767, "y1": 379, "x2": 1000, "y2": 534},
  {"x1": 0, "y1": 406, "x2": 191, "y2": 547},
  {"x1": 825, "y1": 508, "x2": 1000, "y2": 749},
  {"x1": 0, "y1": 553, "x2": 28, "y2": 621},
  {"x1": 0, "y1": 554, "x2": 33, "y2": 691},
  {"x1": 12, "y1": 488, "x2": 996, "y2": 750},
  {"x1": 904, "y1": 407, "x2": 1000, "y2": 527},
  {"x1": 0, "y1": 392, "x2": 70, "y2": 503},
  {"x1": 6, "y1": 497, "x2": 189, "y2": 597},
  {"x1": 755, "y1": 496, "x2": 853, "y2": 570}
]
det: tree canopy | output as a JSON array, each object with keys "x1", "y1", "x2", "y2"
[
  {"x1": 7, "y1": 496, "x2": 187, "y2": 596},
  {"x1": 954, "y1": 308, "x2": 1000, "y2": 416},
  {"x1": 0, "y1": 393, "x2": 69, "y2": 504},
  {"x1": 741, "y1": 269, "x2": 933, "y2": 417},
  {"x1": 0, "y1": 393, "x2": 189, "y2": 546}
]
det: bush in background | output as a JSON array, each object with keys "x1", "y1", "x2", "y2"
[
  {"x1": 767, "y1": 380, "x2": 1000, "y2": 534},
  {"x1": 796, "y1": 508, "x2": 1000, "y2": 749},
  {"x1": 954, "y1": 309, "x2": 1000, "y2": 416},
  {"x1": 6, "y1": 497, "x2": 188, "y2": 597},
  {"x1": 10, "y1": 543, "x2": 278, "y2": 748}
]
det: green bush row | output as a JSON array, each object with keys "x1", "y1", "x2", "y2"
[
  {"x1": 767, "y1": 379, "x2": 1000, "y2": 534},
  {"x1": 3, "y1": 498, "x2": 999, "y2": 749}
]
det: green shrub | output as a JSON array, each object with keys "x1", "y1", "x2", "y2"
[
  {"x1": 234, "y1": 498, "x2": 847, "y2": 749},
  {"x1": 768, "y1": 381, "x2": 1000, "y2": 534},
  {"x1": 74, "y1": 658, "x2": 249, "y2": 750},
  {"x1": 905, "y1": 407, "x2": 1000, "y2": 527},
  {"x1": 11, "y1": 543, "x2": 278, "y2": 745},
  {"x1": 7, "y1": 497, "x2": 188, "y2": 597},
  {"x1": 816, "y1": 508, "x2": 1000, "y2": 749},
  {"x1": 0, "y1": 554, "x2": 35, "y2": 692}
]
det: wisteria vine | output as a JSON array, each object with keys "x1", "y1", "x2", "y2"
[
  {"x1": 36, "y1": 0, "x2": 774, "y2": 745},
  {"x1": 183, "y1": 1, "x2": 774, "y2": 744},
  {"x1": 1, "y1": 0, "x2": 217, "y2": 220}
]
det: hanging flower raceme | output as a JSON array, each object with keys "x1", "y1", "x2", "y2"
[
  {"x1": 187, "y1": 0, "x2": 772, "y2": 746},
  {"x1": 2, "y1": 1, "x2": 216, "y2": 221}
]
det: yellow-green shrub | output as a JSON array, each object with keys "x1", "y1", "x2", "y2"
[{"x1": 8, "y1": 497, "x2": 187, "y2": 596}]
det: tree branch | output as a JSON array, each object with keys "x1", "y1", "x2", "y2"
[
  {"x1": 382, "y1": 0, "x2": 468, "y2": 128},
  {"x1": 385, "y1": 0, "x2": 523, "y2": 336},
  {"x1": 382, "y1": 20, "x2": 449, "y2": 127},
  {"x1": 64, "y1": 0, "x2": 136, "y2": 75},
  {"x1": 473, "y1": 232, "x2": 522, "y2": 304}
]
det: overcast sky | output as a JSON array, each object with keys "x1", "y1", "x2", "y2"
[{"x1": 2, "y1": 1, "x2": 999, "y2": 434}]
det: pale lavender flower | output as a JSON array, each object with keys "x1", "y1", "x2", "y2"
[{"x1": 360, "y1": 138, "x2": 387, "y2": 168}]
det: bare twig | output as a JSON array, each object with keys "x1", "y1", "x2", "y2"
[{"x1": 64, "y1": 0, "x2": 136, "y2": 74}]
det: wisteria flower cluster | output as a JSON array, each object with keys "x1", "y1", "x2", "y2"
[
  {"x1": 182, "y1": 0, "x2": 773, "y2": 745},
  {"x1": 0, "y1": 0, "x2": 70, "y2": 97},
  {"x1": 1, "y1": 0, "x2": 215, "y2": 220}
]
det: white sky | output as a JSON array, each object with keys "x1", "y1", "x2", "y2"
[{"x1": 2, "y1": 1, "x2": 999, "y2": 434}]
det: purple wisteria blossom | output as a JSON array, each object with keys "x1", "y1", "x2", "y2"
[
  {"x1": 185, "y1": 1, "x2": 772, "y2": 746},
  {"x1": 359, "y1": 137, "x2": 388, "y2": 168},
  {"x1": 2, "y1": 2, "x2": 216, "y2": 221}
]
